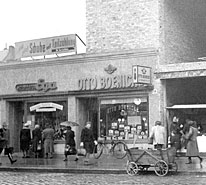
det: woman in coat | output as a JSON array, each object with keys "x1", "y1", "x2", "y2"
[
  {"x1": 32, "y1": 124, "x2": 42, "y2": 158},
  {"x1": 80, "y1": 121, "x2": 97, "y2": 164},
  {"x1": 20, "y1": 122, "x2": 31, "y2": 158},
  {"x1": 182, "y1": 120, "x2": 203, "y2": 164},
  {"x1": 63, "y1": 126, "x2": 78, "y2": 161}
]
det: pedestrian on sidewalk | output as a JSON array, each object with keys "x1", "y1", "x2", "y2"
[
  {"x1": 169, "y1": 116, "x2": 182, "y2": 155},
  {"x1": 0, "y1": 122, "x2": 17, "y2": 164},
  {"x1": 180, "y1": 119, "x2": 190, "y2": 149},
  {"x1": 80, "y1": 121, "x2": 97, "y2": 164},
  {"x1": 20, "y1": 121, "x2": 31, "y2": 158},
  {"x1": 42, "y1": 123, "x2": 54, "y2": 159},
  {"x1": 63, "y1": 126, "x2": 78, "y2": 162},
  {"x1": 32, "y1": 124, "x2": 42, "y2": 158},
  {"x1": 149, "y1": 121, "x2": 166, "y2": 150},
  {"x1": 182, "y1": 120, "x2": 203, "y2": 164}
]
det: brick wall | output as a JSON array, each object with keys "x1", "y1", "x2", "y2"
[
  {"x1": 163, "y1": 0, "x2": 206, "y2": 64},
  {"x1": 86, "y1": 0, "x2": 159, "y2": 53}
]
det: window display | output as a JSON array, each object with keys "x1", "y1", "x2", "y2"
[{"x1": 100, "y1": 97, "x2": 149, "y2": 140}]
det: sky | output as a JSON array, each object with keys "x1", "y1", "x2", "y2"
[{"x1": 0, "y1": 0, "x2": 86, "y2": 52}]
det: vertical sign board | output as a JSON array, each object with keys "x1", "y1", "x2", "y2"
[
  {"x1": 15, "y1": 34, "x2": 77, "y2": 59},
  {"x1": 132, "y1": 65, "x2": 152, "y2": 84}
]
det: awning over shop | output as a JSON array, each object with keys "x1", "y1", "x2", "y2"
[{"x1": 166, "y1": 104, "x2": 206, "y2": 109}]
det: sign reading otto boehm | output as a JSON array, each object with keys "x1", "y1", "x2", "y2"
[
  {"x1": 132, "y1": 65, "x2": 152, "y2": 84},
  {"x1": 15, "y1": 34, "x2": 76, "y2": 59}
]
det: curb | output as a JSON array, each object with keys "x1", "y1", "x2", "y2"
[
  {"x1": 0, "y1": 166, "x2": 206, "y2": 175},
  {"x1": 0, "y1": 167, "x2": 126, "y2": 174}
]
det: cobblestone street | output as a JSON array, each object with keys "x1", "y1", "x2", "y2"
[{"x1": 0, "y1": 172, "x2": 206, "y2": 185}]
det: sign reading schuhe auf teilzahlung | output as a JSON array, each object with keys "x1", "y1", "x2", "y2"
[{"x1": 15, "y1": 34, "x2": 76, "y2": 59}]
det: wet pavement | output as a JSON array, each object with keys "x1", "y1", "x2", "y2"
[{"x1": 0, "y1": 151, "x2": 206, "y2": 175}]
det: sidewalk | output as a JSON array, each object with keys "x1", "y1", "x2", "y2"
[{"x1": 0, "y1": 153, "x2": 206, "y2": 175}]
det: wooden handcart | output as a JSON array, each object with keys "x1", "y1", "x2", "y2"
[{"x1": 126, "y1": 147, "x2": 178, "y2": 176}]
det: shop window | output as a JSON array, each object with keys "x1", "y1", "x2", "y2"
[{"x1": 100, "y1": 97, "x2": 149, "y2": 140}]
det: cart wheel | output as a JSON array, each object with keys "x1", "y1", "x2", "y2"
[
  {"x1": 154, "y1": 160, "x2": 169, "y2": 177},
  {"x1": 169, "y1": 162, "x2": 178, "y2": 173},
  {"x1": 93, "y1": 143, "x2": 103, "y2": 159},
  {"x1": 126, "y1": 161, "x2": 138, "y2": 176}
]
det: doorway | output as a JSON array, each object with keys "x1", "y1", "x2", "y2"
[{"x1": 78, "y1": 97, "x2": 99, "y2": 139}]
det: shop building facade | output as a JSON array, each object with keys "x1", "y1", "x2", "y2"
[
  {"x1": 0, "y1": 48, "x2": 160, "y2": 154},
  {"x1": 0, "y1": 0, "x2": 165, "y2": 154}
]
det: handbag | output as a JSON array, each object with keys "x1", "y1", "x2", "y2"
[
  {"x1": 77, "y1": 147, "x2": 86, "y2": 156},
  {"x1": 37, "y1": 142, "x2": 42, "y2": 151},
  {"x1": 65, "y1": 145, "x2": 77, "y2": 155}
]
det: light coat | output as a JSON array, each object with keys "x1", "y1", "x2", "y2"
[
  {"x1": 42, "y1": 128, "x2": 54, "y2": 154},
  {"x1": 150, "y1": 125, "x2": 166, "y2": 146},
  {"x1": 185, "y1": 126, "x2": 199, "y2": 157}
]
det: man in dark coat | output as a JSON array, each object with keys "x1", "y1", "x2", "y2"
[
  {"x1": 0, "y1": 122, "x2": 17, "y2": 164},
  {"x1": 169, "y1": 117, "x2": 181, "y2": 152},
  {"x1": 80, "y1": 121, "x2": 97, "y2": 164},
  {"x1": 63, "y1": 126, "x2": 78, "y2": 161}
]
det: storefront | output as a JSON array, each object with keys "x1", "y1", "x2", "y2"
[
  {"x1": 157, "y1": 62, "x2": 206, "y2": 153},
  {"x1": 0, "y1": 37, "x2": 159, "y2": 154}
]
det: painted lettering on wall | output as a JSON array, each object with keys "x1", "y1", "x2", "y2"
[
  {"x1": 36, "y1": 79, "x2": 57, "y2": 92},
  {"x1": 78, "y1": 75, "x2": 134, "y2": 91},
  {"x1": 15, "y1": 34, "x2": 76, "y2": 59},
  {"x1": 16, "y1": 79, "x2": 57, "y2": 92}
]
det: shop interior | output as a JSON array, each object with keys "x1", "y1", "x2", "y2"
[{"x1": 166, "y1": 77, "x2": 206, "y2": 135}]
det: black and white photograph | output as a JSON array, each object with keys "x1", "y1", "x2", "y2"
[{"x1": 0, "y1": 0, "x2": 206, "y2": 184}]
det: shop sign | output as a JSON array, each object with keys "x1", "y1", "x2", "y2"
[
  {"x1": 132, "y1": 65, "x2": 151, "y2": 84},
  {"x1": 16, "y1": 79, "x2": 57, "y2": 92},
  {"x1": 36, "y1": 108, "x2": 57, "y2": 112},
  {"x1": 78, "y1": 75, "x2": 135, "y2": 91},
  {"x1": 30, "y1": 102, "x2": 63, "y2": 111},
  {"x1": 15, "y1": 34, "x2": 76, "y2": 59}
]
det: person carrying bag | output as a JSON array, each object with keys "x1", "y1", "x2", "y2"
[{"x1": 63, "y1": 126, "x2": 78, "y2": 162}]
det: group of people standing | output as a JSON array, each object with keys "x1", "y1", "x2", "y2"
[
  {"x1": 149, "y1": 117, "x2": 203, "y2": 165},
  {"x1": 20, "y1": 122, "x2": 55, "y2": 159},
  {"x1": 20, "y1": 120, "x2": 97, "y2": 165},
  {"x1": 169, "y1": 117, "x2": 203, "y2": 164}
]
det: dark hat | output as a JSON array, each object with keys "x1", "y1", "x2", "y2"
[
  {"x1": 155, "y1": 121, "x2": 161, "y2": 126},
  {"x1": 188, "y1": 120, "x2": 194, "y2": 125},
  {"x1": 66, "y1": 126, "x2": 71, "y2": 130}
]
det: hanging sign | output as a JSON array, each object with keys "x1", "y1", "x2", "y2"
[
  {"x1": 30, "y1": 102, "x2": 63, "y2": 111},
  {"x1": 132, "y1": 65, "x2": 151, "y2": 84}
]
